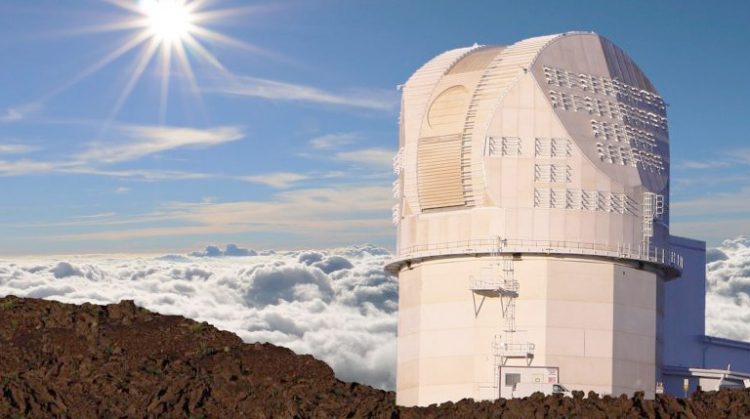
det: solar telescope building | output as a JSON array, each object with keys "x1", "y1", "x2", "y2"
[{"x1": 386, "y1": 32, "x2": 750, "y2": 406}]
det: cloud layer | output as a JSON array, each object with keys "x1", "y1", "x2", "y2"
[
  {"x1": 705, "y1": 236, "x2": 750, "y2": 341},
  {"x1": 2, "y1": 237, "x2": 748, "y2": 389},
  {"x1": 0, "y1": 244, "x2": 397, "y2": 390}
]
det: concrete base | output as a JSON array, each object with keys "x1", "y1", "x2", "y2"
[{"x1": 396, "y1": 254, "x2": 661, "y2": 406}]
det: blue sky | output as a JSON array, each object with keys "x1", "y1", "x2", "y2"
[{"x1": 0, "y1": 0, "x2": 748, "y2": 255}]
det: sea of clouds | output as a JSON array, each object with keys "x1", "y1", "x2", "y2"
[
  {"x1": 1, "y1": 237, "x2": 749, "y2": 390},
  {"x1": 0, "y1": 244, "x2": 397, "y2": 390},
  {"x1": 705, "y1": 236, "x2": 750, "y2": 341}
]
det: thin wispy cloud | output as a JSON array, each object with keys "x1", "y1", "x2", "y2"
[
  {"x1": 74, "y1": 212, "x2": 117, "y2": 220},
  {"x1": 77, "y1": 124, "x2": 245, "y2": 164},
  {"x1": 673, "y1": 176, "x2": 750, "y2": 193},
  {"x1": 207, "y1": 75, "x2": 398, "y2": 112},
  {"x1": 675, "y1": 160, "x2": 732, "y2": 170},
  {"x1": 0, "y1": 123, "x2": 245, "y2": 179},
  {"x1": 733, "y1": 149, "x2": 750, "y2": 165},
  {"x1": 63, "y1": 167, "x2": 215, "y2": 181},
  {"x1": 671, "y1": 188, "x2": 750, "y2": 216},
  {"x1": 0, "y1": 159, "x2": 57, "y2": 176},
  {"x1": 674, "y1": 148, "x2": 750, "y2": 170},
  {"x1": 46, "y1": 185, "x2": 393, "y2": 243},
  {"x1": 335, "y1": 148, "x2": 394, "y2": 169},
  {"x1": 164, "y1": 185, "x2": 392, "y2": 234},
  {"x1": 0, "y1": 159, "x2": 216, "y2": 181},
  {"x1": 309, "y1": 133, "x2": 360, "y2": 150},
  {"x1": 0, "y1": 160, "x2": 213, "y2": 181},
  {"x1": 672, "y1": 218, "x2": 750, "y2": 245},
  {"x1": 0, "y1": 139, "x2": 379, "y2": 191},
  {"x1": 0, "y1": 103, "x2": 42, "y2": 123},
  {"x1": 241, "y1": 172, "x2": 310, "y2": 188},
  {"x1": 0, "y1": 144, "x2": 39, "y2": 155},
  {"x1": 671, "y1": 187, "x2": 750, "y2": 243}
]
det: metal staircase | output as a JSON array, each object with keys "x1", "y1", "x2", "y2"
[
  {"x1": 642, "y1": 192, "x2": 664, "y2": 252},
  {"x1": 470, "y1": 237, "x2": 535, "y2": 392}
]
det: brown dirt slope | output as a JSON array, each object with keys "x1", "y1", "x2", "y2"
[{"x1": 1, "y1": 295, "x2": 749, "y2": 418}]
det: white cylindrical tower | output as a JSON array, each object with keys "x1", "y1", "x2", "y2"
[{"x1": 386, "y1": 32, "x2": 683, "y2": 406}]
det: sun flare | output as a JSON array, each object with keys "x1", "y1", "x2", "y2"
[
  {"x1": 141, "y1": 0, "x2": 194, "y2": 42},
  {"x1": 49, "y1": 0, "x2": 268, "y2": 126}
]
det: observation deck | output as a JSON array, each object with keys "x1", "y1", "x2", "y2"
[
  {"x1": 470, "y1": 278, "x2": 519, "y2": 298},
  {"x1": 385, "y1": 238, "x2": 683, "y2": 278}
]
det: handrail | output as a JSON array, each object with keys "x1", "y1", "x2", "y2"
[
  {"x1": 502, "y1": 342, "x2": 536, "y2": 351},
  {"x1": 389, "y1": 238, "x2": 683, "y2": 272}
]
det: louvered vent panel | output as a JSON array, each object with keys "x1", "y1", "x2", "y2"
[{"x1": 417, "y1": 135, "x2": 465, "y2": 209}]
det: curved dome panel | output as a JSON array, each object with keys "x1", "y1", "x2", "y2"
[
  {"x1": 458, "y1": 34, "x2": 563, "y2": 207},
  {"x1": 392, "y1": 32, "x2": 679, "y2": 275},
  {"x1": 401, "y1": 45, "x2": 483, "y2": 213},
  {"x1": 530, "y1": 34, "x2": 670, "y2": 193},
  {"x1": 417, "y1": 134, "x2": 464, "y2": 209},
  {"x1": 427, "y1": 86, "x2": 469, "y2": 129}
]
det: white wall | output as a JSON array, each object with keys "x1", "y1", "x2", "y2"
[{"x1": 396, "y1": 254, "x2": 659, "y2": 406}]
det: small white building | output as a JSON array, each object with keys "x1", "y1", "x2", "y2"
[{"x1": 386, "y1": 32, "x2": 750, "y2": 406}]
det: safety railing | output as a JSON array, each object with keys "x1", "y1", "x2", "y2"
[
  {"x1": 470, "y1": 278, "x2": 519, "y2": 298},
  {"x1": 500, "y1": 342, "x2": 536, "y2": 356},
  {"x1": 389, "y1": 237, "x2": 683, "y2": 272}
]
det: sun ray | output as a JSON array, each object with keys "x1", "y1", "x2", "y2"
[
  {"x1": 105, "y1": 37, "x2": 161, "y2": 129},
  {"x1": 185, "y1": 0, "x2": 218, "y2": 12},
  {"x1": 191, "y1": 4, "x2": 282, "y2": 24},
  {"x1": 42, "y1": 30, "x2": 152, "y2": 102},
  {"x1": 102, "y1": 0, "x2": 145, "y2": 15},
  {"x1": 173, "y1": 40, "x2": 208, "y2": 120},
  {"x1": 53, "y1": 18, "x2": 149, "y2": 36},
  {"x1": 181, "y1": 33, "x2": 227, "y2": 73},
  {"x1": 187, "y1": 25, "x2": 274, "y2": 57},
  {"x1": 173, "y1": 41, "x2": 200, "y2": 95},
  {"x1": 32, "y1": 0, "x2": 274, "y2": 128},
  {"x1": 159, "y1": 42, "x2": 173, "y2": 124}
]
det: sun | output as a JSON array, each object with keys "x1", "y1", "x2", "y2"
[
  {"x1": 141, "y1": 0, "x2": 194, "y2": 42},
  {"x1": 43, "y1": 0, "x2": 270, "y2": 126}
]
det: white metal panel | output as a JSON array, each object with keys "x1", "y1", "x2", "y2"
[
  {"x1": 417, "y1": 135, "x2": 465, "y2": 209},
  {"x1": 402, "y1": 45, "x2": 483, "y2": 214}
]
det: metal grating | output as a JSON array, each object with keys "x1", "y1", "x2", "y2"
[
  {"x1": 486, "y1": 136, "x2": 522, "y2": 157},
  {"x1": 543, "y1": 65, "x2": 666, "y2": 113},
  {"x1": 535, "y1": 137, "x2": 572, "y2": 158},
  {"x1": 536, "y1": 188, "x2": 639, "y2": 215},
  {"x1": 534, "y1": 164, "x2": 571, "y2": 183}
]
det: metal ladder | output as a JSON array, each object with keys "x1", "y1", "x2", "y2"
[{"x1": 469, "y1": 237, "x2": 535, "y2": 391}]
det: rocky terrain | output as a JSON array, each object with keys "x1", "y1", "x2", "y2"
[{"x1": 1, "y1": 295, "x2": 749, "y2": 418}]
